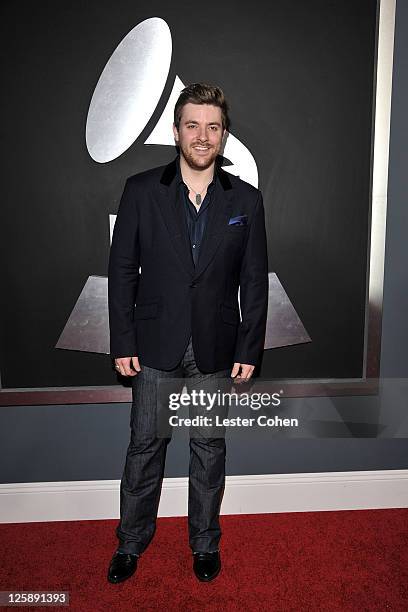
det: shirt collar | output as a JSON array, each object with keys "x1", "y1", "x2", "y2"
[{"x1": 176, "y1": 155, "x2": 217, "y2": 191}]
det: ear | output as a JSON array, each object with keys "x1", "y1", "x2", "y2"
[{"x1": 173, "y1": 123, "x2": 179, "y2": 143}]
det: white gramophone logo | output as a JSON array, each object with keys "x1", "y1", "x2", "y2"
[
  {"x1": 56, "y1": 17, "x2": 310, "y2": 355},
  {"x1": 85, "y1": 17, "x2": 258, "y2": 187}
]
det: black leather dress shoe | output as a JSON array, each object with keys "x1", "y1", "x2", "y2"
[
  {"x1": 193, "y1": 551, "x2": 221, "y2": 582},
  {"x1": 107, "y1": 552, "x2": 138, "y2": 584}
]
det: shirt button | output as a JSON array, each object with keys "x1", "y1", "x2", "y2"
[{"x1": 192, "y1": 244, "x2": 196, "y2": 249}]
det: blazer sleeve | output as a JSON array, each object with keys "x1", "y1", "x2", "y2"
[
  {"x1": 233, "y1": 191, "x2": 269, "y2": 366},
  {"x1": 108, "y1": 178, "x2": 140, "y2": 358}
]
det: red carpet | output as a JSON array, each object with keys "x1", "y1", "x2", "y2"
[{"x1": 1, "y1": 509, "x2": 407, "y2": 611}]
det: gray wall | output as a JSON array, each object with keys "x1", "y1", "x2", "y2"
[{"x1": 1, "y1": 0, "x2": 407, "y2": 483}]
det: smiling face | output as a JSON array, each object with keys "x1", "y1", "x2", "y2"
[{"x1": 173, "y1": 102, "x2": 226, "y2": 171}]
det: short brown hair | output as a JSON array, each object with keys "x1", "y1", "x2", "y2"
[{"x1": 174, "y1": 83, "x2": 230, "y2": 131}]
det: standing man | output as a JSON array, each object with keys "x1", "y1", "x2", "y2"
[{"x1": 107, "y1": 83, "x2": 268, "y2": 583}]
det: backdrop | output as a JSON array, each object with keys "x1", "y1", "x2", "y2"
[{"x1": 0, "y1": 0, "x2": 377, "y2": 388}]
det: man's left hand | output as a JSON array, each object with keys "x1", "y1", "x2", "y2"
[{"x1": 231, "y1": 363, "x2": 255, "y2": 381}]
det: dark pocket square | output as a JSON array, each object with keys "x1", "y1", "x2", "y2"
[{"x1": 228, "y1": 214, "x2": 248, "y2": 226}]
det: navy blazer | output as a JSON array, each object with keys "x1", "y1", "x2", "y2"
[{"x1": 108, "y1": 155, "x2": 269, "y2": 372}]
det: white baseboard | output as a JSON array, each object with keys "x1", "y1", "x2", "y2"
[{"x1": 1, "y1": 470, "x2": 407, "y2": 524}]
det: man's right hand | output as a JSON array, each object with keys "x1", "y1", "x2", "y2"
[{"x1": 114, "y1": 356, "x2": 141, "y2": 377}]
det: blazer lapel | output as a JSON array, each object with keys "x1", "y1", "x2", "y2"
[
  {"x1": 156, "y1": 158, "x2": 195, "y2": 278},
  {"x1": 155, "y1": 156, "x2": 234, "y2": 280},
  {"x1": 194, "y1": 166, "x2": 233, "y2": 279}
]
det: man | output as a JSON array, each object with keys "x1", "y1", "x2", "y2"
[{"x1": 107, "y1": 83, "x2": 268, "y2": 583}]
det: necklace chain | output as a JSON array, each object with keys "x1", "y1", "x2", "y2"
[{"x1": 185, "y1": 179, "x2": 212, "y2": 208}]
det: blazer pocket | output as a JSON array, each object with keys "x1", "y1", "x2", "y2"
[
  {"x1": 220, "y1": 303, "x2": 240, "y2": 325},
  {"x1": 134, "y1": 299, "x2": 160, "y2": 320},
  {"x1": 227, "y1": 225, "x2": 247, "y2": 231},
  {"x1": 226, "y1": 225, "x2": 247, "y2": 237}
]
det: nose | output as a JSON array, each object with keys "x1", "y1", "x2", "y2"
[{"x1": 197, "y1": 125, "x2": 208, "y2": 141}]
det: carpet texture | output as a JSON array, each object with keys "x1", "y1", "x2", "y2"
[{"x1": 1, "y1": 509, "x2": 407, "y2": 611}]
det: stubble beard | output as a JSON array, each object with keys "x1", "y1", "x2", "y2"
[{"x1": 179, "y1": 142, "x2": 219, "y2": 171}]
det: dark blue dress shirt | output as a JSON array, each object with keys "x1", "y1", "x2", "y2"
[{"x1": 176, "y1": 161, "x2": 217, "y2": 267}]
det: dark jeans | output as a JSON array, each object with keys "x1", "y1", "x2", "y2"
[{"x1": 116, "y1": 337, "x2": 231, "y2": 555}]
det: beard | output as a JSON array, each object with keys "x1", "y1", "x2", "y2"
[{"x1": 178, "y1": 141, "x2": 220, "y2": 171}]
